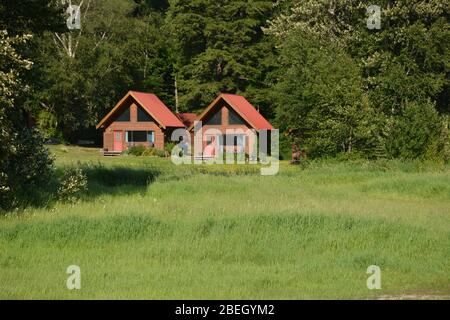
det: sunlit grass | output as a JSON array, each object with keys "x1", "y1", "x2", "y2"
[{"x1": 0, "y1": 145, "x2": 449, "y2": 299}]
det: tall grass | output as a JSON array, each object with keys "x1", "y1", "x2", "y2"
[{"x1": 0, "y1": 145, "x2": 449, "y2": 299}]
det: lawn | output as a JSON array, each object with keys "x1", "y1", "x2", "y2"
[{"x1": 1, "y1": 145, "x2": 449, "y2": 299}]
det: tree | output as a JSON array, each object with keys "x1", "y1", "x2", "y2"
[
  {"x1": 0, "y1": 0, "x2": 67, "y2": 210},
  {"x1": 27, "y1": 0, "x2": 175, "y2": 142},
  {"x1": 274, "y1": 32, "x2": 377, "y2": 157},
  {"x1": 0, "y1": 31, "x2": 54, "y2": 210},
  {"x1": 166, "y1": 0, "x2": 277, "y2": 115},
  {"x1": 267, "y1": 0, "x2": 450, "y2": 159},
  {"x1": 0, "y1": 0, "x2": 65, "y2": 35}
]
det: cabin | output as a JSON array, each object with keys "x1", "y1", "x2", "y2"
[
  {"x1": 188, "y1": 93, "x2": 274, "y2": 158},
  {"x1": 97, "y1": 91, "x2": 274, "y2": 157},
  {"x1": 96, "y1": 91, "x2": 185, "y2": 154}
]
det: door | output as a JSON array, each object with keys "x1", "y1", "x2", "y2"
[
  {"x1": 203, "y1": 135, "x2": 216, "y2": 157},
  {"x1": 113, "y1": 131, "x2": 123, "y2": 151}
]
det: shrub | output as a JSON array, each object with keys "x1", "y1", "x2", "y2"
[
  {"x1": 0, "y1": 128, "x2": 55, "y2": 210},
  {"x1": 36, "y1": 110, "x2": 61, "y2": 140},
  {"x1": 165, "y1": 142, "x2": 176, "y2": 153},
  {"x1": 58, "y1": 167, "x2": 88, "y2": 204},
  {"x1": 141, "y1": 147, "x2": 155, "y2": 157},
  {"x1": 127, "y1": 145, "x2": 146, "y2": 156},
  {"x1": 385, "y1": 100, "x2": 441, "y2": 159},
  {"x1": 154, "y1": 148, "x2": 166, "y2": 157},
  {"x1": 127, "y1": 146, "x2": 167, "y2": 157}
]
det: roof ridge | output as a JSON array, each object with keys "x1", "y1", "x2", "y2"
[
  {"x1": 221, "y1": 93, "x2": 242, "y2": 96},
  {"x1": 129, "y1": 90, "x2": 155, "y2": 95}
]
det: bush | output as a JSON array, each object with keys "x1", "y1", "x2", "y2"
[
  {"x1": 141, "y1": 147, "x2": 155, "y2": 157},
  {"x1": 58, "y1": 167, "x2": 88, "y2": 204},
  {"x1": 0, "y1": 128, "x2": 55, "y2": 210},
  {"x1": 36, "y1": 110, "x2": 61, "y2": 140},
  {"x1": 165, "y1": 142, "x2": 176, "y2": 153},
  {"x1": 127, "y1": 146, "x2": 167, "y2": 157},
  {"x1": 385, "y1": 100, "x2": 441, "y2": 159},
  {"x1": 127, "y1": 145, "x2": 147, "y2": 156},
  {"x1": 153, "y1": 148, "x2": 166, "y2": 157}
]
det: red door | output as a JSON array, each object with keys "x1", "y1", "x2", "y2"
[{"x1": 113, "y1": 131, "x2": 123, "y2": 151}]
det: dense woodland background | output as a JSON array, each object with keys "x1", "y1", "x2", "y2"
[{"x1": 1, "y1": 0, "x2": 449, "y2": 209}]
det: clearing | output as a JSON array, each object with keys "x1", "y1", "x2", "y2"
[{"x1": 0, "y1": 145, "x2": 449, "y2": 299}]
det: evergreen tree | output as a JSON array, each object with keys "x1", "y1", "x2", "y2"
[{"x1": 166, "y1": 0, "x2": 276, "y2": 115}]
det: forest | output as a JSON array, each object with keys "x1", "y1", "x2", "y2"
[{"x1": 1, "y1": 0, "x2": 449, "y2": 209}]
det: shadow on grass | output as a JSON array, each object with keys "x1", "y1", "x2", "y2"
[{"x1": 80, "y1": 164, "x2": 161, "y2": 199}]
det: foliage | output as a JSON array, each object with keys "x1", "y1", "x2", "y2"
[
  {"x1": 1, "y1": 145, "x2": 450, "y2": 298},
  {"x1": 153, "y1": 148, "x2": 167, "y2": 157},
  {"x1": 36, "y1": 110, "x2": 60, "y2": 139},
  {"x1": 127, "y1": 145, "x2": 147, "y2": 156},
  {"x1": 165, "y1": 142, "x2": 176, "y2": 153},
  {"x1": 0, "y1": 0, "x2": 65, "y2": 35},
  {"x1": 267, "y1": 0, "x2": 450, "y2": 159},
  {"x1": 0, "y1": 30, "x2": 55, "y2": 211},
  {"x1": 1, "y1": 0, "x2": 449, "y2": 209},
  {"x1": 0, "y1": 128, "x2": 55, "y2": 210},
  {"x1": 141, "y1": 147, "x2": 156, "y2": 157},
  {"x1": 127, "y1": 145, "x2": 167, "y2": 157},
  {"x1": 26, "y1": 0, "x2": 175, "y2": 141},
  {"x1": 166, "y1": 0, "x2": 277, "y2": 115},
  {"x1": 57, "y1": 167, "x2": 88, "y2": 204},
  {"x1": 385, "y1": 100, "x2": 441, "y2": 159},
  {"x1": 274, "y1": 32, "x2": 377, "y2": 157}
]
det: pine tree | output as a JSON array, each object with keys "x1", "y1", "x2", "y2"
[{"x1": 166, "y1": 0, "x2": 276, "y2": 113}]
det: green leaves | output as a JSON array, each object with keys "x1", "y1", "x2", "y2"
[
  {"x1": 29, "y1": 0, "x2": 176, "y2": 140},
  {"x1": 274, "y1": 32, "x2": 376, "y2": 157},
  {"x1": 167, "y1": 0, "x2": 276, "y2": 111},
  {"x1": 269, "y1": 0, "x2": 449, "y2": 160}
]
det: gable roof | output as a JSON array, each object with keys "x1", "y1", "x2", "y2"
[
  {"x1": 96, "y1": 91, "x2": 184, "y2": 129},
  {"x1": 188, "y1": 93, "x2": 274, "y2": 131},
  {"x1": 176, "y1": 113, "x2": 197, "y2": 128}
]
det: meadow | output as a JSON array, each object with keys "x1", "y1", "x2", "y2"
[{"x1": 1, "y1": 145, "x2": 450, "y2": 299}]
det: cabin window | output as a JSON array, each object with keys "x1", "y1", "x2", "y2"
[
  {"x1": 137, "y1": 107, "x2": 154, "y2": 122},
  {"x1": 115, "y1": 107, "x2": 130, "y2": 122},
  {"x1": 228, "y1": 108, "x2": 245, "y2": 125},
  {"x1": 223, "y1": 134, "x2": 245, "y2": 146},
  {"x1": 147, "y1": 131, "x2": 154, "y2": 143},
  {"x1": 204, "y1": 109, "x2": 222, "y2": 125},
  {"x1": 126, "y1": 131, "x2": 154, "y2": 143}
]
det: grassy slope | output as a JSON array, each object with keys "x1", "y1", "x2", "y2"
[{"x1": 0, "y1": 145, "x2": 449, "y2": 299}]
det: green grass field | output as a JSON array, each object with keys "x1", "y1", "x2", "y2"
[{"x1": 1, "y1": 145, "x2": 450, "y2": 299}]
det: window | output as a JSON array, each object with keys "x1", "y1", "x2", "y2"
[
  {"x1": 228, "y1": 108, "x2": 245, "y2": 125},
  {"x1": 147, "y1": 131, "x2": 154, "y2": 143},
  {"x1": 115, "y1": 107, "x2": 130, "y2": 122},
  {"x1": 137, "y1": 107, "x2": 154, "y2": 122},
  {"x1": 126, "y1": 131, "x2": 154, "y2": 143},
  {"x1": 204, "y1": 109, "x2": 222, "y2": 125},
  {"x1": 223, "y1": 134, "x2": 245, "y2": 146}
]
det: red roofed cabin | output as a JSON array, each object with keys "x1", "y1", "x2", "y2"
[
  {"x1": 96, "y1": 91, "x2": 185, "y2": 153},
  {"x1": 97, "y1": 91, "x2": 274, "y2": 157},
  {"x1": 188, "y1": 93, "x2": 274, "y2": 157}
]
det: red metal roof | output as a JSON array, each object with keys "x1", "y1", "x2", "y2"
[
  {"x1": 221, "y1": 94, "x2": 274, "y2": 130},
  {"x1": 176, "y1": 113, "x2": 197, "y2": 128},
  {"x1": 130, "y1": 91, "x2": 184, "y2": 128}
]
